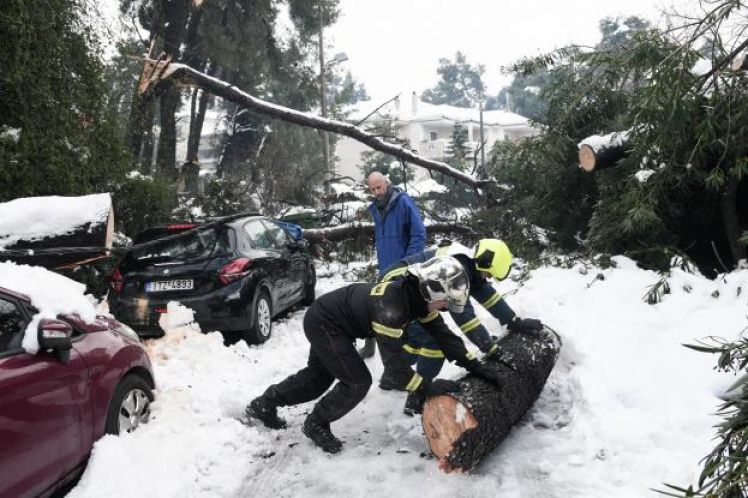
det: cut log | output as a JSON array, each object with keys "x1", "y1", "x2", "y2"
[
  {"x1": 422, "y1": 326, "x2": 562, "y2": 473},
  {"x1": 0, "y1": 193, "x2": 114, "y2": 269},
  {"x1": 578, "y1": 131, "x2": 629, "y2": 172}
]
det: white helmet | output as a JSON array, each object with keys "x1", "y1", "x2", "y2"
[{"x1": 408, "y1": 256, "x2": 470, "y2": 313}]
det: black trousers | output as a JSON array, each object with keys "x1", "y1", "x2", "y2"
[{"x1": 263, "y1": 306, "x2": 372, "y2": 423}]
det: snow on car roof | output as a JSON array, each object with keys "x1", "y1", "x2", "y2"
[{"x1": 0, "y1": 261, "x2": 97, "y2": 353}]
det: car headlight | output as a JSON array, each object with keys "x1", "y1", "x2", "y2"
[{"x1": 115, "y1": 323, "x2": 140, "y2": 342}]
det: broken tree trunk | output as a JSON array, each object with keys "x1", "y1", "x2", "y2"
[
  {"x1": 302, "y1": 221, "x2": 475, "y2": 244},
  {"x1": 0, "y1": 193, "x2": 114, "y2": 270},
  {"x1": 578, "y1": 131, "x2": 629, "y2": 172},
  {"x1": 422, "y1": 326, "x2": 562, "y2": 473},
  {"x1": 136, "y1": 60, "x2": 489, "y2": 191}
]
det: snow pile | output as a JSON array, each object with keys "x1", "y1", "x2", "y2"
[
  {"x1": 0, "y1": 261, "x2": 97, "y2": 353},
  {"x1": 402, "y1": 177, "x2": 448, "y2": 197},
  {"x1": 0, "y1": 193, "x2": 112, "y2": 250},
  {"x1": 0, "y1": 126, "x2": 21, "y2": 143},
  {"x1": 68, "y1": 258, "x2": 748, "y2": 497}
]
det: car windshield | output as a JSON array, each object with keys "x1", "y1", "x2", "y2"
[{"x1": 128, "y1": 226, "x2": 229, "y2": 263}]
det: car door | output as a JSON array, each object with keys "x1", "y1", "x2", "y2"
[
  {"x1": 0, "y1": 296, "x2": 90, "y2": 498},
  {"x1": 243, "y1": 220, "x2": 287, "y2": 309},
  {"x1": 264, "y1": 220, "x2": 306, "y2": 304}
]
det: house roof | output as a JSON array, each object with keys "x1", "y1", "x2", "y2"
[{"x1": 347, "y1": 93, "x2": 530, "y2": 127}]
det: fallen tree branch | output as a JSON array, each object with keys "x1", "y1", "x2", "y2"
[
  {"x1": 138, "y1": 60, "x2": 490, "y2": 190},
  {"x1": 302, "y1": 221, "x2": 476, "y2": 244}
]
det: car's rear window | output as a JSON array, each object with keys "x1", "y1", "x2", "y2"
[{"x1": 127, "y1": 227, "x2": 230, "y2": 263}]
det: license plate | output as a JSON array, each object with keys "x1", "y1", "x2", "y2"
[{"x1": 145, "y1": 279, "x2": 194, "y2": 292}]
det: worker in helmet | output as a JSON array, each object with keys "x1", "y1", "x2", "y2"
[
  {"x1": 378, "y1": 239, "x2": 543, "y2": 413},
  {"x1": 245, "y1": 256, "x2": 501, "y2": 454}
]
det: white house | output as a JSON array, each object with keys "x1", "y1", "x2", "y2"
[{"x1": 335, "y1": 91, "x2": 538, "y2": 182}]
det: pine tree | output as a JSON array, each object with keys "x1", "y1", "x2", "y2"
[
  {"x1": 421, "y1": 52, "x2": 486, "y2": 108},
  {"x1": 0, "y1": 0, "x2": 130, "y2": 202}
]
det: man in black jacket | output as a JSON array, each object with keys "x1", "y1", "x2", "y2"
[{"x1": 246, "y1": 256, "x2": 500, "y2": 454}]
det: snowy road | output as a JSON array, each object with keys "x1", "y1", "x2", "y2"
[{"x1": 68, "y1": 258, "x2": 748, "y2": 497}]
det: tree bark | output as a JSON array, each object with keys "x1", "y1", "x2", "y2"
[
  {"x1": 578, "y1": 131, "x2": 629, "y2": 172},
  {"x1": 422, "y1": 327, "x2": 562, "y2": 473},
  {"x1": 154, "y1": 0, "x2": 191, "y2": 179},
  {"x1": 720, "y1": 175, "x2": 746, "y2": 267},
  {"x1": 138, "y1": 61, "x2": 491, "y2": 190}
]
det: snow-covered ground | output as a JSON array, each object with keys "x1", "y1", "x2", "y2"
[{"x1": 66, "y1": 257, "x2": 748, "y2": 498}]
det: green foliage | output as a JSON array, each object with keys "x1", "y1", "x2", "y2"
[
  {"x1": 422, "y1": 52, "x2": 486, "y2": 108},
  {"x1": 0, "y1": 0, "x2": 131, "y2": 202},
  {"x1": 112, "y1": 176, "x2": 176, "y2": 237},
  {"x1": 488, "y1": 9, "x2": 748, "y2": 274}
]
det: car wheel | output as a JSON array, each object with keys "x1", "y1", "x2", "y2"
[
  {"x1": 301, "y1": 265, "x2": 316, "y2": 306},
  {"x1": 105, "y1": 374, "x2": 153, "y2": 435},
  {"x1": 244, "y1": 289, "x2": 272, "y2": 344}
]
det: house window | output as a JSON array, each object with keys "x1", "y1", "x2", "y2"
[{"x1": 429, "y1": 131, "x2": 438, "y2": 141}]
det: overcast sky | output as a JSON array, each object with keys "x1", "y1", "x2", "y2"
[{"x1": 328, "y1": 0, "x2": 682, "y2": 102}]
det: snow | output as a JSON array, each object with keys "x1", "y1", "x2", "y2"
[
  {"x1": 691, "y1": 58, "x2": 712, "y2": 77},
  {"x1": 578, "y1": 131, "x2": 629, "y2": 153},
  {"x1": 0, "y1": 193, "x2": 112, "y2": 250},
  {"x1": 0, "y1": 261, "x2": 97, "y2": 354},
  {"x1": 0, "y1": 126, "x2": 21, "y2": 143},
  {"x1": 401, "y1": 178, "x2": 448, "y2": 197},
  {"x1": 635, "y1": 169, "x2": 656, "y2": 183},
  {"x1": 61, "y1": 256, "x2": 748, "y2": 497}
]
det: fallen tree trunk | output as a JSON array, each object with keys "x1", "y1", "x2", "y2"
[
  {"x1": 578, "y1": 131, "x2": 629, "y2": 172},
  {"x1": 0, "y1": 193, "x2": 114, "y2": 269},
  {"x1": 422, "y1": 326, "x2": 562, "y2": 473},
  {"x1": 137, "y1": 59, "x2": 489, "y2": 190},
  {"x1": 302, "y1": 221, "x2": 476, "y2": 244}
]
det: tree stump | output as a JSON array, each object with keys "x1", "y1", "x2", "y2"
[{"x1": 422, "y1": 326, "x2": 562, "y2": 473}]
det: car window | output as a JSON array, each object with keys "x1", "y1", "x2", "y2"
[
  {"x1": 243, "y1": 221, "x2": 274, "y2": 249},
  {"x1": 0, "y1": 297, "x2": 26, "y2": 354},
  {"x1": 127, "y1": 226, "x2": 229, "y2": 263},
  {"x1": 263, "y1": 221, "x2": 292, "y2": 249}
]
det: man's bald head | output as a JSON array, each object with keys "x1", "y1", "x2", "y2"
[{"x1": 367, "y1": 172, "x2": 390, "y2": 200}]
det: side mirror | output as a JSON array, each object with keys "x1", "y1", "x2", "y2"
[{"x1": 38, "y1": 318, "x2": 73, "y2": 364}]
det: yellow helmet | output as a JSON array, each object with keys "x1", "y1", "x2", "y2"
[{"x1": 473, "y1": 239, "x2": 512, "y2": 280}]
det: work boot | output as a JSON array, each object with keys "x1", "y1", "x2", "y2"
[
  {"x1": 302, "y1": 412, "x2": 343, "y2": 454},
  {"x1": 403, "y1": 390, "x2": 426, "y2": 417},
  {"x1": 246, "y1": 395, "x2": 287, "y2": 429},
  {"x1": 357, "y1": 337, "x2": 376, "y2": 359},
  {"x1": 378, "y1": 368, "x2": 400, "y2": 391}
]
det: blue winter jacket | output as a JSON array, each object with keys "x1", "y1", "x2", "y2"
[{"x1": 368, "y1": 187, "x2": 426, "y2": 275}]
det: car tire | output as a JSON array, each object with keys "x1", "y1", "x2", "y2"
[
  {"x1": 105, "y1": 374, "x2": 153, "y2": 435},
  {"x1": 301, "y1": 265, "x2": 316, "y2": 306},
  {"x1": 244, "y1": 289, "x2": 273, "y2": 344}
]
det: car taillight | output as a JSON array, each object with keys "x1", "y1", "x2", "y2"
[
  {"x1": 218, "y1": 258, "x2": 253, "y2": 285},
  {"x1": 167, "y1": 223, "x2": 197, "y2": 230},
  {"x1": 110, "y1": 267, "x2": 124, "y2": 293}
]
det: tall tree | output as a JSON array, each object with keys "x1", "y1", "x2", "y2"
[
  {"x1": 422, "y1": 52, "x2": 486, "y2": 108},
  {"x1": 0, "y1": 0, "x2": 130, "y2": 202}
]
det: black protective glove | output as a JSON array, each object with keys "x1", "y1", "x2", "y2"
[
  {"x1": 467, "y1": 361, "x2": 503, "y2": 389},
  {"x1": 419, "y1": 378, "x2": 461, "y2": 397},
  {"x1": 507, "y1": 316, "x2": 543, "y2": 334}
]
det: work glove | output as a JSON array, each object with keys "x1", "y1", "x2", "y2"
[
  {"x1": 467, "y1": 360, "x2": 503, "y2": 389},
  {"x1": 507, "y1": 316, "x2": 544, "y2": 334},
  {"x1": 419, "y1": 378, "x2": 461, "y2": 397},
  {"x1": 483, "y1": 339, "x2": 500, "y2": 358}
]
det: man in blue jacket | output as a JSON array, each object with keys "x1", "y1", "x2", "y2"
[{"x1": 358, "y1": 171, "x2": 426, "y2": 358}]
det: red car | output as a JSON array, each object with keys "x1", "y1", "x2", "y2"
[{"x1": 0, "y1": 286, "x2": 155, "y2": 498}]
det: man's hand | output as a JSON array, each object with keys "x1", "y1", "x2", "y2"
[
  {"x1": 420, "y1": 378, "x2": 461, "y2": 397},
  {"x1": 507, "y1": 317, "x2": 543, "y2": 334},
  {"x1": 467, "y1": 361, "x2": 502, "y2": 389}
]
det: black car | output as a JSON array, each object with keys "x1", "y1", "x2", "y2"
[{"x1": 108, "y1": 215, "x2": 315, "y2": 344}]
